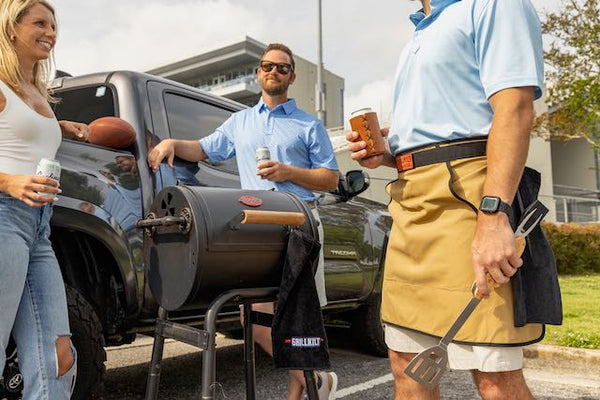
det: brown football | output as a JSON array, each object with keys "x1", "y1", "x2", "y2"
[{"x1": 89, "y1": 117, "x2": 136, "y2": 149}]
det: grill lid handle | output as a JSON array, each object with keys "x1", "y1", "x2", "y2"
[{"x1": 230, "y1": 210, "x2": 306, "y2": 230}]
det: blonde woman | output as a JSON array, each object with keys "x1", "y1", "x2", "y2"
[{"x1": 0, "y1": 1, "x2": 87, "y2": 398}]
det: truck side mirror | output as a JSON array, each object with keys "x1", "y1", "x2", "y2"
[{"x1": 345, "y1": 170, "x2": 370, "y2": 198}]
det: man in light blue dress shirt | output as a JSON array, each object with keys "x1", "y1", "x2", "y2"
[
  {"x1": 149, "y1": 43, "x2": 338, "y2": 400},
  {"x1": 348, "y1": 0, "x2": 546, "y2": 398}
]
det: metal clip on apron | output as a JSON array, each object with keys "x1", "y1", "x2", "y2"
[{"x1": 138, "y1": 208, "x2": 320, "y2": 400}]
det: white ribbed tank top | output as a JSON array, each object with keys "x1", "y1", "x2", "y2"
[{"x1": 0, "y1": 79, "x2": 61, "y2": 176}]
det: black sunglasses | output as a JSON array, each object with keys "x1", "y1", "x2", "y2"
[{"x1": 259, "y1": 61, "x2": 293, "y2": 75}]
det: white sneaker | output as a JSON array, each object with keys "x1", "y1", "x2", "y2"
[{"x1": 315, "y1": 371, "x2": 338, "y2": 400}]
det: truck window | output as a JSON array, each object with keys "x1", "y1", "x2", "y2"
[
  {"x1": 163, "y1": 93, "x2": 238, "y2": 175},
  {"x1": 52, "y1": 85, "x2": 115, "y2": 124}
]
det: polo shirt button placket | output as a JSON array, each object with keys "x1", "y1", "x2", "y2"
[
  {"x1": 266, "y1": 112, "x2": 274, "y2": 136},
  {"x1": 411, "y1": 32, "x2": 421, "y2": 54}
]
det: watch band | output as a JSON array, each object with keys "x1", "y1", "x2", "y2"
[{"x1": 496, "y1": 200, "x2": 513, "y2": 219}]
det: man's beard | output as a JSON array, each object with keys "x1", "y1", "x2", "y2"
[{"x1": 263, "y1": 80, "x2": 289, "y2": 96}]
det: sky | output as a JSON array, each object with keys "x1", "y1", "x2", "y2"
[{"x1": 51, "y1": 0, "x2": 565, "y2": 128}]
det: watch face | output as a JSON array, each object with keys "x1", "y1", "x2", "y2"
[{"x1": 480, "y1": 196, "x2": 500, "y2": 212}]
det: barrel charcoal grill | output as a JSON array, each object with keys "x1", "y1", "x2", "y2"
[
  {"x1": 138, "y1": 186, "x2": 321, "y2": 400},
  {"x1": 141, "y1": 185, "x2": 317, "y2": 311}
]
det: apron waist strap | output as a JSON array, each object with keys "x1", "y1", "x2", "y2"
[{"x1": 396, "y1": 138, "x2": 487, "y2": 172}]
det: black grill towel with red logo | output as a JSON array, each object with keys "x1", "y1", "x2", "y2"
[{"x1": 271, "y1": 228, "x2": 331, "y2": 370}]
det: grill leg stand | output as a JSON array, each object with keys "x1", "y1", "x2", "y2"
[
  {"x1": 145, "y1": 307, "x2": 168, "y2": 400},
  {"x1": 304, "y1": 370, "x2": 319, "y2": 400},
  {"x1": 201, "y1": 291, "x2": 246, "y2": 399},
  {"x1": 200, "y1": 319, "x2": 218, "y2": 400},
  {"x1": 142, "y1": 289, "x2": 276, "y2": 400},
  {"x1": 243, "y1": 304, "x2": 256, "y2": 400},
  {"x1": 200, "y1": 288, "x2": 278, "y2": 399}
]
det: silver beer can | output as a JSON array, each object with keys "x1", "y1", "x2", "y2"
[
  {"x1": 255, "y1": 146, "x2": 270, "y2": 163},
  {"x1": 35, "y1": 158, "x2": 61, "y2": 197}
]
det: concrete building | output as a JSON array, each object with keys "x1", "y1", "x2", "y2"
[
  {"x1": 548, "y1": 138, "x2": 600, "y2": 223},
  {"x1": 529, "y1": 98, "x2": 600, "y2": 223},
  {"x1": 147, "y1": 36, "x2": 344, "y2": 128}
]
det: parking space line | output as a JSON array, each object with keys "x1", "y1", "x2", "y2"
[{"x1": 335, "y1": 373, "x2": 394, "y2": 398}]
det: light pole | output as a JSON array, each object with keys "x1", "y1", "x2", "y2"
[{"x1": 316, "y1": 0, "x2": 326, "y2": 124}]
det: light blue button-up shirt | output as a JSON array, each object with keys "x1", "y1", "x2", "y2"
[
  {"x1": 388, "y1": 0, "x2": 544, "y2": 155},
  {"x1": 200, "y1": 98, "x2": 338, "y2": 202}
]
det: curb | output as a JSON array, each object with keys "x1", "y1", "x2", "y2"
[{"x1": 524, "y1": 344, "x2": 600, "y2": 363}]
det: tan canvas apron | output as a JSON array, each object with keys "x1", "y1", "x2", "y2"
[{"x1": 381, "y1": 156, "x2": 543, "y2": 345}]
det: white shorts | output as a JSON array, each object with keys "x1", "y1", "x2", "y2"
[{"x1": 384, "y1": 324, "x2": 524, "y2": 372}]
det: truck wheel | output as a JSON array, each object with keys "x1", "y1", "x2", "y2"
[
  {"x1": 1, "y1": 338, "x2": 23, "y2": 400},
  {"x1": 1, "y1": 288, "x2": 106, "y2": 399},
  {"x1": 352, "y1": 293, "x2": 388, "y2": 358},
  {"x1": 67, "y1": 286, "x2": 106, "y2": 400}
]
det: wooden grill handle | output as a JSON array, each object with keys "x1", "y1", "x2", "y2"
[{"x1": 241, "y1": 210, "x2": 306, "y2": 226}]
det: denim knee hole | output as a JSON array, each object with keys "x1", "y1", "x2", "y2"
[{"x1": 55, "y1": 335, "x2": 75, "y2": 378}]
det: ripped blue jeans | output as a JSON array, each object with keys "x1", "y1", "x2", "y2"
[{"x1": 0, "y1": 194, "x2": 76, "y2": 399}]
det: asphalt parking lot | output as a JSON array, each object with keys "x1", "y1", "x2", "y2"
[{"x1": 97, "y1": 329, "x2": 600, "y2": 399}]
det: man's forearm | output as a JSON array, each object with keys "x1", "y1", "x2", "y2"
[
  {"x1": 471, "y1": 87, "x2": 535, "y2": 295},
  {"x1": 483, "y1": 87, "x2": 535, "y2": 204},
  {"x1": 288, "y1": 167, "x2": 338, "y2": 191},
  {"x1": 174, "y1": 140, "x2": 208, "y2": 162}
]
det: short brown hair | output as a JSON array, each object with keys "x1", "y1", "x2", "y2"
[{"x1": 261, "y1": 43, "x2": 295, "y2": 71}]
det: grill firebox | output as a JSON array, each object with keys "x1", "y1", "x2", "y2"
[{"x1": 139, "y1": 186, "x2": 317, "y2": 311}]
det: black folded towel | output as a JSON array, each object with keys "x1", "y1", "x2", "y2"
[
  {"x1": 512, "y1": 167, "x2": 563, "y2": 327},
  {"x1": 272, "y1": 228, "x2": 331, "y2": 370}
]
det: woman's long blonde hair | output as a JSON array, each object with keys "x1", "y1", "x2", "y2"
[{"x1": 0, "y1": 0, "x2": 56, "y2": 100}]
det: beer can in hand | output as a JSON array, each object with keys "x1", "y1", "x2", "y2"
[
  {"x1": 255, "y1": 146, "x2": 271, "y2": 163},
  {"x1": 255, "y1": 146, "x2": 270, "y2": 171},
  {"x1": 35, "y1": 158, "x2": 61, "y2": 197}
]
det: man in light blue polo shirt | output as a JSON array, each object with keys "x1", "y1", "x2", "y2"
[
  {"x1": 348, "y1": 0, "x2": 553, "y2": 398},
  {"x1": 148, "y1": 43, "x2": 338, "y2": 400}
]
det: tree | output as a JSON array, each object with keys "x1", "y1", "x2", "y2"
[{"x1": 534, "y1": 0, "x2": 600, "y2": 148}]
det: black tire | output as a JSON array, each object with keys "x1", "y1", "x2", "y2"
[
  {"x1": 1, "y1": 287, "x2": 106, "y2": 400},
  {"x1": 1, "y1": 338, "x2": 23, "y2": 400},
  {"x1": 352, "y1": 293, "x2": 388, "y2": 358},
  {"x1": 66, "y1": 286, "x2": 106, "y2": 400}
]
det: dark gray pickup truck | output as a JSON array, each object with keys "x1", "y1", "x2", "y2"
[{"x1": 1, "y1": 71, "x2": 392, "y2": 399}]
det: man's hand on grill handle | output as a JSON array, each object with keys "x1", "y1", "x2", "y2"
[{"x1": 346, "y1": 127, "x2": 395, "y2": 169}]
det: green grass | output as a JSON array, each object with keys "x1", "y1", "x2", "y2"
[{"x1": 542, "y1": 274, "x2": 600, "y2": 349}]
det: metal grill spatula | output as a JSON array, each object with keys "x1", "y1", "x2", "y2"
[{"x1": 404, "y1": 200, "x2": 549, "y2": 389}]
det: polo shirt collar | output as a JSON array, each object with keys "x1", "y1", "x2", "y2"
[
  {"x1": 409, "y1": 0, "x2": 461, "y2": 31},
  {"x1": 257, "y1": 97, "x2": 297, "y2": 115}
]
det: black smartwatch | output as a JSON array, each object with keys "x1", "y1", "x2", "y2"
[{"x1": 479, "y1": 196, "x2": 513, "y2": 219}]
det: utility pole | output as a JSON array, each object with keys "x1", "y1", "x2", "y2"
[{"x1": 316, "y1": 0, "x2": 326, "y2": 124}]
